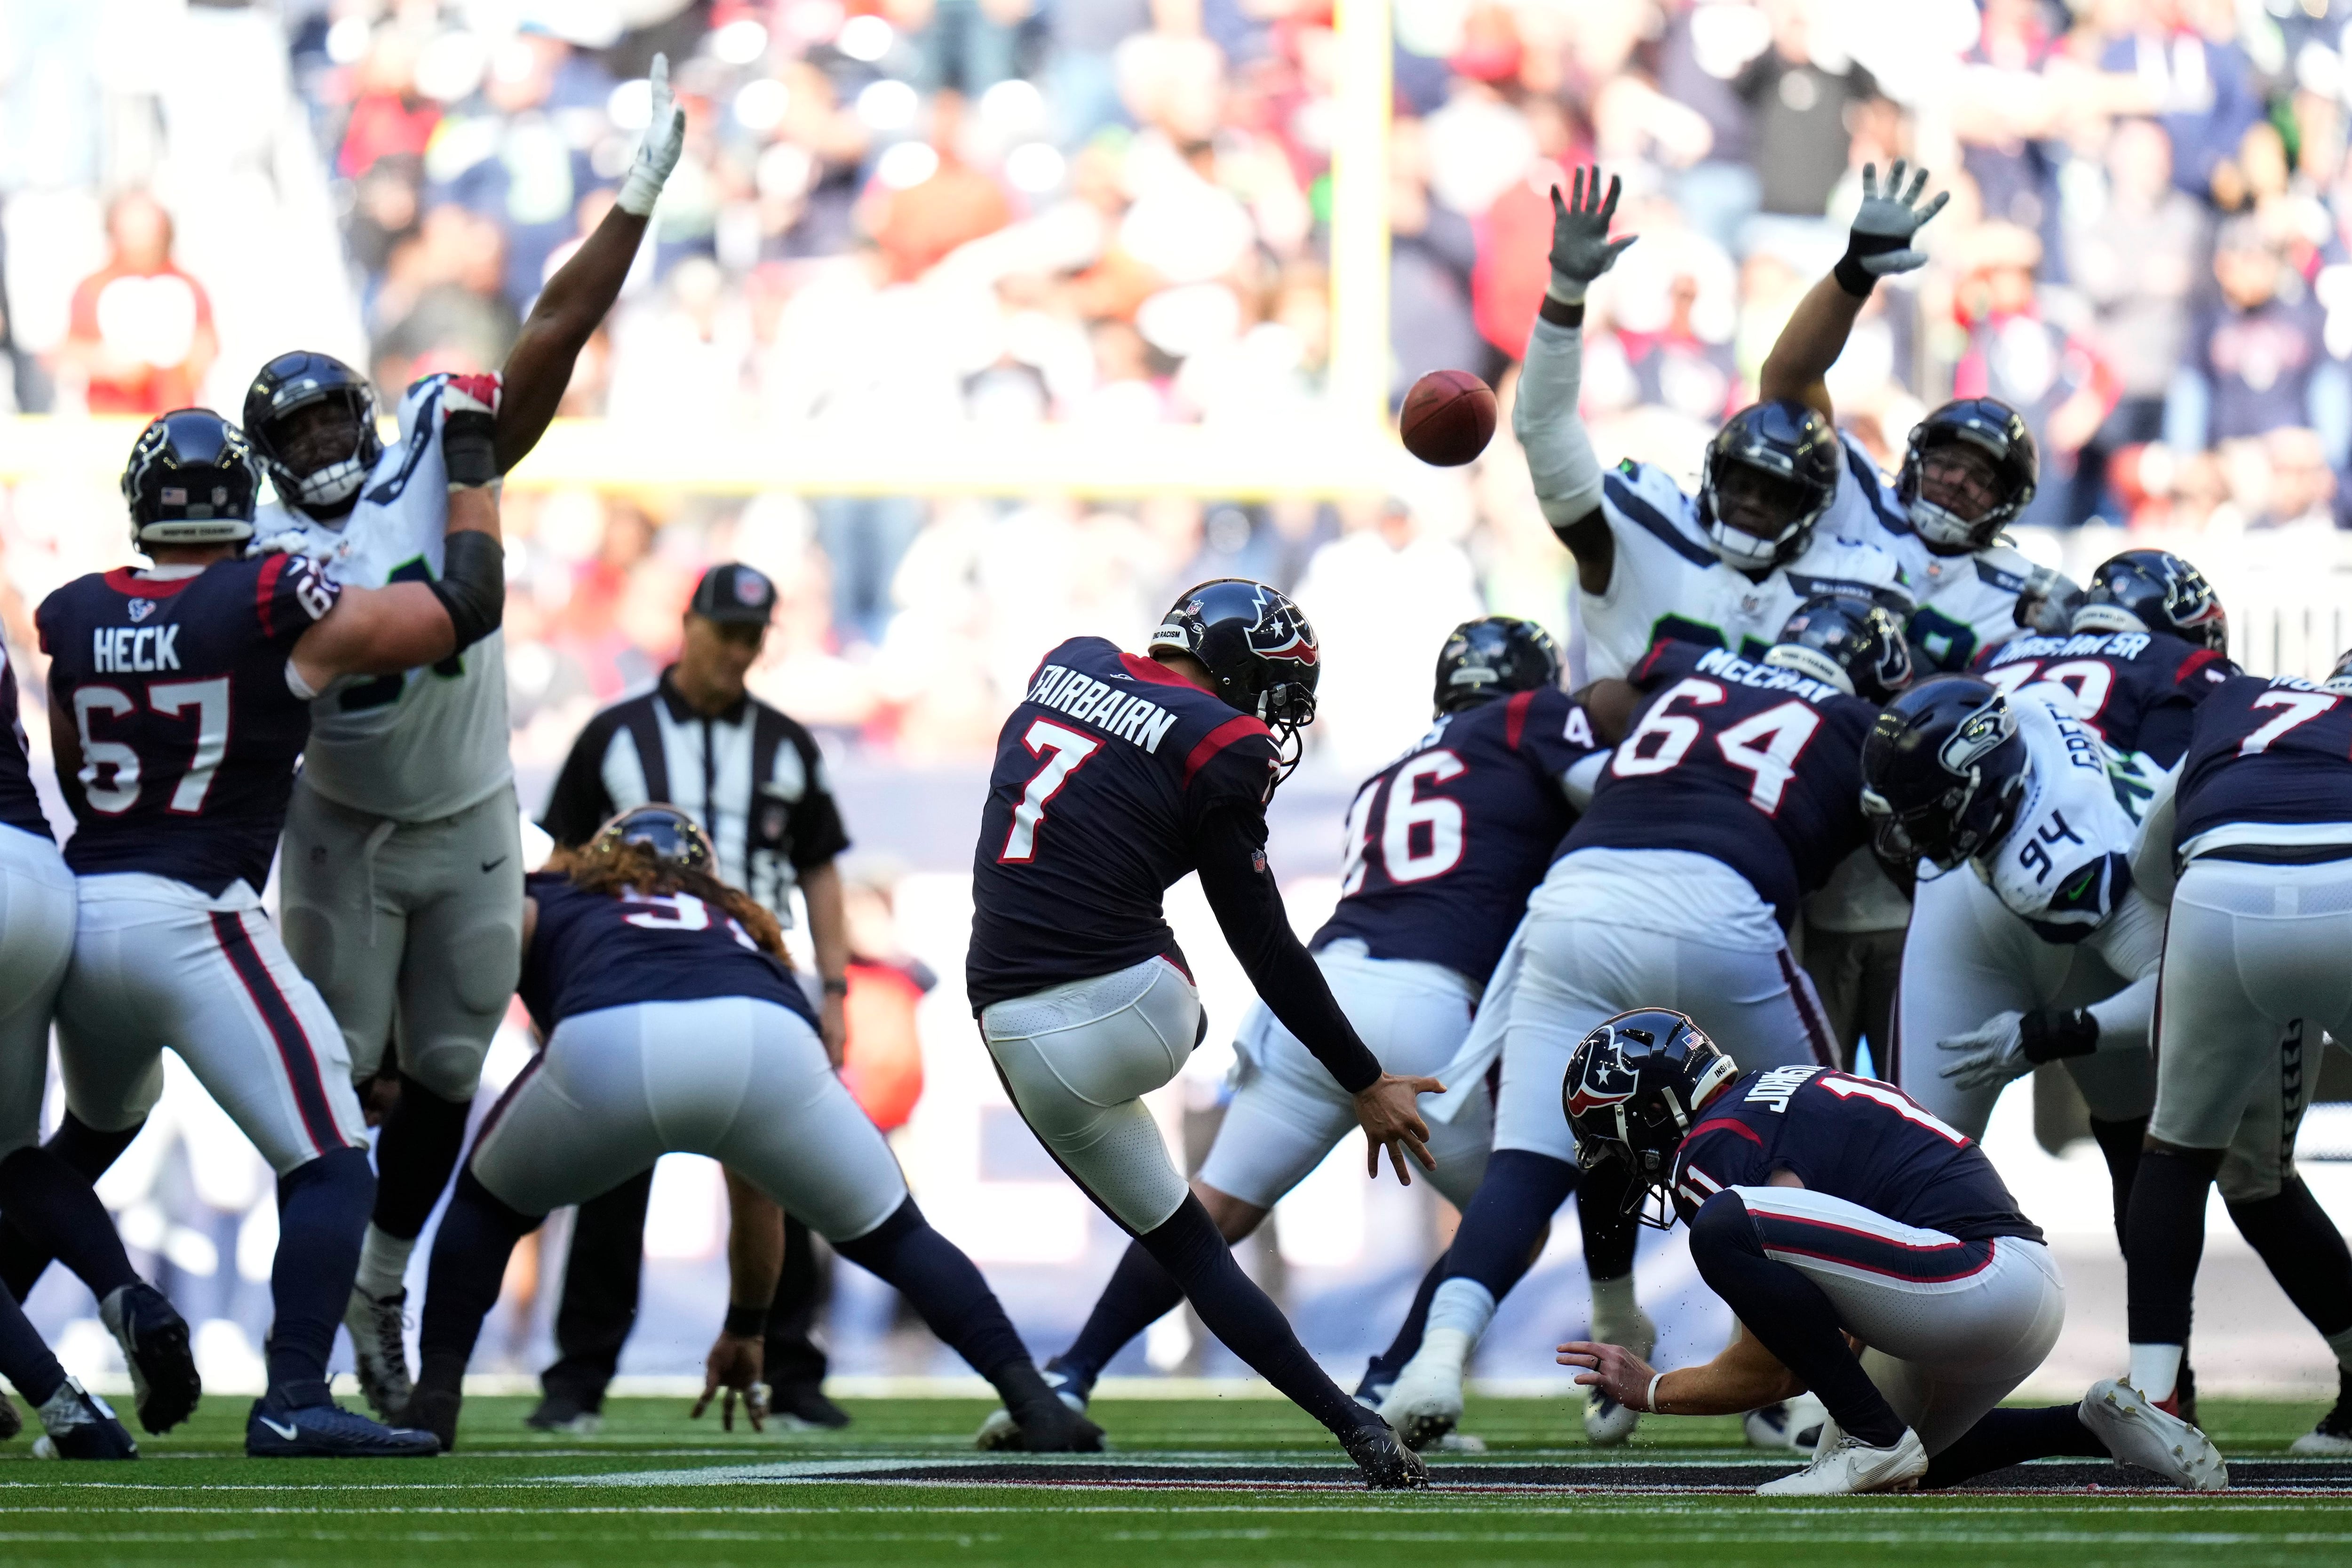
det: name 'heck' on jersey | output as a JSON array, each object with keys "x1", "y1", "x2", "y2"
[
  {"x1": 967, "y1": 636, "x2": 1279, "y2": 1012},
  {"x1": 1563, "y1": 641, "x2": 1877, "y2": 927},
  {"x1": 1977, "y1": 629, "x2": 2235, "y2": 772},
  {"x1": 37, "y1": 556, "x2": 341, "y2": 895},
  {"x1": 1672, "y1": 1066, "x2": 2044, "y2": 1243},
  {"x1": 1315, "y1": 687, "x2": 1597, "y2": 986},
  {"x1": 2173, "y1": 674, "x2": 2352, "y2": 862},
  {"x1": 518, "y1": 871, "x2": 814, "y2": 1036}
]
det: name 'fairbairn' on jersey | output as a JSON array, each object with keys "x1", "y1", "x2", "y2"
[
  {"x1": 1562, "y1": 641, "x2": 1878, "y2": 927},
  {"x1": 518, "y1": 871, "x2": 815, "y2": 1036},
  {"x1": 252, "y1": 373, "x2": 511, "y2": 821},
  {"x1": 1672, "y1": 1065, "x2": 2043, "y2": 1242},
  {"x1": 37, "y1": 555, "x2": 342, "y2": 895},
  {"x1": 1314, "y1": 686, "x2": 1599, "y2": 987},
  {"x1": 2172, "y1": 673, "x2": 2352, "y2": 862}
]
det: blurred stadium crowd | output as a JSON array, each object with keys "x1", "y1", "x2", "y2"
[{"x1": 7, "y1": 0, "x2": 2352, "y2": 775}]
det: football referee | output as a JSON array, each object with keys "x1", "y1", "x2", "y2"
[{"x1": 531, "y1": 562, "x2": 855, "y2": 1431}]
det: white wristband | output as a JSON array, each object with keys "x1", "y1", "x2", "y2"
[{"x1": 1645, "y1": 1372, "x2": 1666, "y2": 1414}]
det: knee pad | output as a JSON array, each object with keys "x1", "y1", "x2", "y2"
[{"x1": 403, "y1": 1040, "x2": 489, "y2": 1102}]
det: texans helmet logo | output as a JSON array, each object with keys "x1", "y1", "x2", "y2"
[
  {"x1": 1246, "y1": 585, "x2": 1319, "y2": 666},
  {"x1": 1565, "y1": 1035, "x2": 1640, "y2": 1120}
]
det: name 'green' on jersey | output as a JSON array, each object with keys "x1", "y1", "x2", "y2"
[
  {"x1": 251, "y1": 374, "x2": 512, "y2": 822},
  {"x1": 1570, "y1": 451, "x2": 1913, "y2": 684}
]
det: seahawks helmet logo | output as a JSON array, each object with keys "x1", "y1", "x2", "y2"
[{"x1": 1938, "y1": 697, "x2": 2015, "y2": 775}]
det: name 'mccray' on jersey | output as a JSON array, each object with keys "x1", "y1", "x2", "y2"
[
  {"x1": 518, "y1": 870, "x2": 814, "y2": 1036},
  {"x1": 1672, "y1": 1067, "x2": 2043, "y2": 1242},
  {"x1": 37, "y1": 556, "x2": 342, "y2": 895},
  {"x1": 251, "y1": 372, "x2": 511, "y2": 822},
  {"x1": 1575, "y1": 450, "x2": 1912, "y2": 683},
  {"x1": 2172, "y1": 673, "x2": 2352, "y2": 864},
  {"x1": 968, "y1": 636, "x2": 1279, "y2": 1011},
  {"x1": 0, "y1": 638, "x2": 47, "y2": 840},
  {"x1": 1976, "y1": 629, "x2": 2235, "y2": 775},
  {"x1": 1314, "y1": 686, "x2": 1599, "y2": 986},
  {"x1": 1562, "y1": 641, "x2": 1877, "y2": 927}
]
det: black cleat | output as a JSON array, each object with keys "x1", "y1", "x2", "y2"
[
  {"x1": 99, "y1": 1281, "x2": 201, "y2": 1433},
  {"x1": 1341, "y1": 1417, "x2": 1429, "y2": 1490},
  {"x1": 2292, "y1": 1367, "x2": 2352, "y2": 1456},
  {"x1": 525, "y1": 1392, "x2": 603, "y2": 1435},
  {"x1": 246, "y1": 1393, "x2": 440, "y2": 1457},
  {"x1": 399, "y1": 1388, "x2": 463, "y2": 1453},
  {"x1": 769, "y1": 1383, "x2": 851, "y2": 1430},
  {"x1": 1011, "y1": 1395, "x2": 1106, "y2": 1453},
  {"x1": 31, "y1": 1379, "x2": 137, "y2": 1460}
]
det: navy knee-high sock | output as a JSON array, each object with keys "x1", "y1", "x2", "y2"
[
  {"x1": 0, "y1": 1146, "x2": 137, "y2": 1300},
  {"x1": 1577, "y1": 1157, "x2": 1640, "y2": 1282},
  {"x1": 0, "y1": 1115, "x2": 142, "y2": 1300},
  {"x1": 2089, "y1": 1116, "x2": 2146, "y2": 1256},
  {"x1": 2125, "y1": 1150, "x2": 2221, "y2": 1348},
  {"x1": 0, "y1": 1281, "x2": 66, "y2": 1407},
  {"x1": 1058, "y1": 1240, "x2": 1184, "y2": 1391},
  {"x1": 371, "y1": 1075, "x2": 475, "y2": 1241},
  {"x1": 1130, "y1": 1194, "x2": 1373, "y2": 1437},
  {"x1": 2227, "y1": 1177, "x2": 2352, "y2": 1338},
  {"x1": 415, "y1": 1170, "x2": 542, "y2": 1397},
  {"x1": 1688, "y1": 1192, "x2": 1904, "y2": 1448},
  {"x1": 1919, "y1": 1405, "x2": 2104, "y2": 1488},
  {"x1": 1446, "y1": 1149, "x2": 1577, "y2": 1298},
  {"x1": 266, "y1": 1146, "x2": 376, "y2": 1404},
  {"x1": 1358, "y1": 1247, "x2": 1450, "y2": 1395}
]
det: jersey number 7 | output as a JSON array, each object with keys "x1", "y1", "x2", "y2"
[
  {"x1": 999, "y1": 719, "x2": 1101, "y2": 862},
  {"x1": 1610, "y1": 678, "x2": 1822, "y2": 813}
]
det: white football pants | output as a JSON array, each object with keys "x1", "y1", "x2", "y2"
[{"x1": 0, "y1": 825, "x2": 75, "y2": 1158}]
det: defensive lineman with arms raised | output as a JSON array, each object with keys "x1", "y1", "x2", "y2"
[{"x1": 244, "y1": 55, "x2": 690, "y2": 1416}]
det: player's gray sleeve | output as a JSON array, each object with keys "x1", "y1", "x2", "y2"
[
  {"x1": 1513, "y1": 314, "x2": 1606, "y2": 529},
  {"x1": 2129, "y1": 775, "x2": 2179, "y2": 906},
  {"x1": 2081, "y1": 888, "x2": 2166, "y2": 1052}
]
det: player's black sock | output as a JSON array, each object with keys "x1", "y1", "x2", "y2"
[
  {"x1": 1447, "y1": 1149, "x2": 1577, "y2": 1297},
  {"x1": 414, "y1": 1169, "x2": 542, "y2": 1397},
  {"x1": 1135, "y1": 1194, "x2": 1376, "y2": 1437},
  {"x1": 370, "y1": 1075, "x2": 474, "y2": 1240},
  {"x1": 0, "y1": 1281, "x2": 66, "y2": 1407},
  {"x1": 2125, "y1": 1148, "x2": 2222, "y2": 1348},
  {"x1": 0, "y1": 1146, "x2": 137, "y2": 1299},
  {"x1": 1918, "y1": 1405, "x2": 2103, "y2": 1488},
  {"x1": 264, "y1": 1146, "x2": 376, "y2": 1405},
  {"x1": 0, "y1": 1114, "x2": 143, "y2": 1300},
  {"x1": 2088, "y1": 1116, "x2": 2147, "y2": 1254},
  {"x1": 2226, "y1": 1177, "x2": 2352, "y2": 1338},
  {"x1": 1687, "y1": 1192, "x2": 1905, "y2": 1448},
  {"x1": 1577, "y1": 1157, "x2": 1640, "y2": 1281},
  {"x1": 1057, "y1": 1239, "x2": 1183, "y2": 1391},
  {"x1": 1358, "y1": 1247, "x2": 1449, "y2": 1395}
]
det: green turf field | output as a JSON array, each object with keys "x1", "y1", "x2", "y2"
[{"x1": 0, "y1": 1394, "x2": 2345, "y2": 1567}]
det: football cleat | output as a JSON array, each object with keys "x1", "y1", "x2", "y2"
[
  {"x1": 100, "y1": 1281, "x2": 201, "y2": 1434},
  {"x1": 1756, "y1": 1427, "x2": 1926, "y2": 1495},
  {"x1": 2290, "y1": 1368, "x2": 2352, "y2": 1456},
  {"x1": 1340, "y1": 1417, "x2": 1429, "y2": 1490},
  {"x1": 30, "y1": 1379, "x2": 137, "y2": 1460},
  {"x1": 524, "y1": 1393, "x2": 603, "y2": 1435},
  {"x1": 975, "y1": 1361, "x2": 1088, "y2": 1450},
  {"x1": 246, "y1": 1393, "x2": 440, "y2": 1458},
  {"x1": 0, "y1": 1388, "x2": 20, "y2": 1441},
  {"x1": 2082, "y1": 1378, "x2": 2226, "y2": 1491},
  {"x1": 1377, "y1": 1340, "x2": 1465, "y2": 1451},
  {"x1": 769, "y1": 1382, "x2": 851, "y2": 1431},
  {"x1": 398, "y1": 1389, "x2": 463, "y2": 1454},
  {"x1": 344, "y1": 1286, "x2": 414, "y2": 1418}
]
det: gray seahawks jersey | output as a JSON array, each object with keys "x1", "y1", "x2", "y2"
[{"x1": 253, "y1": 374, "x2": 511, "y2": 821}]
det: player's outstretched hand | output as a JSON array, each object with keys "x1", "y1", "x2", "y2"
[
  {"x1": 1557, "y1": 1339, "x2": 1659, "y2": 1410},
  {"x1": 1547, "y1": 166, "x2": 1637, "y2": 300},
  {"x1": 1937, "y1": 1010, "x2": 2031, "y2": 1090},
  {"x1": 691, "y1": 1329, "x2": 769, "y2": 1432},
  {"x1": 1837, "y1": 160, "x2": 1949, "y2": 290},
  {"x1": 618, "y1": 53, "x2": 688, "y2": 217},
  {"x1": 1353, "y1": 1074, "x2": 1441, "y2": 1185}
]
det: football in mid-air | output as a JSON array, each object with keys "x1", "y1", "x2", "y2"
[{"x1": 1399, "y1": 369, "x2": 1497, "y2": 467}]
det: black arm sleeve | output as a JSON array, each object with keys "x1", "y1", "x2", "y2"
[
  {"x1": 1193, "y1": 806, "x2": 1382, "y2": 1095},
  {"x1": 426, "y1": 529, "x2": 505, "y2": 651},
  {"x1": 540, "y1": 715, "x2": 619, "y2": 847}
]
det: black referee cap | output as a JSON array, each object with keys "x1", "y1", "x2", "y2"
[{"x1": 688, "y1": 563, "x2": 778, "y2": 626}]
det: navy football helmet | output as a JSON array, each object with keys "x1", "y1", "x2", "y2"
[
  {"x1": 1562, "y1": 1009, "x2": 1739, "y2": 1226},
  {"x1": 1896, "y1": 398, "x2": 2038, "y2": 555},
  {"x1": 593, "y1": 804, "x2": 713, "y2": 872},
  {"x1": 1697, "y1": 400, "x2": 1842, "y2": 571},
  {"x1": 1859, "y1": 676, "x2": 2029, "y2": 872},
  {"x1": 1432, "y1": 616, "x2": 1561, "y2": 716},
  {"x1": 2329, "y1": 647, "x2": 2352, "y2": 694},
  {"x1": 243, "y1": 350, "x2": 383, "y2": 517},
  {"x1": 1151, "y1": 579, "x2": 1320, "y2": 777},
  {"x1": 120, "y1": 409, "x2": 257, "y2": 550},
  {"x1": 2072, "y1": 549, "x2": 2227, "y2": 654},
  {"x1": 1764, "y1": 594, "x2": 1914, "y2": 704}
]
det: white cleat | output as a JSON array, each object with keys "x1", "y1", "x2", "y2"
[
  {"x1": 2082, "y1": 1379, "x2": 2227, "y2": 1491},
  {"x1": 2291, "y1": 1427, "x2": 2352, "y2": 1457},
  {"x1": 1377, "y1": 1339, "x2": 1466, "y2": 1452},
  {"x1": 343, "y1": 1287, "x2": 413, "y2": 1419},
  {"x1": 1757, "y1": 1426, "x2": 1927, "y2": 1495}
]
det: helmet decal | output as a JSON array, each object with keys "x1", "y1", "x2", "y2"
[{"x1": 1245, "y1": 584, "x2": 1319, "y2": 666}]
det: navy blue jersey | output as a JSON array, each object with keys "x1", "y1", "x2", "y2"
[
  {"x1": 1562, "y1": 642, "x2": 1875, "y2": 926},
  {"x1": 1976, "y1": 629, "x2": 2234, "y2": 768},
  {"x1": 1672, "y1": 1067, "x2": 2042, "y2": 1242},
  {"x1": 0, "y1": 641, "x2": 46, "y2": 840},
  {"x1": 1315, "y1": 687, "x2": 1597, "y2": 984},
  {"x1": 519, "y1": 871, "x2": 814, "y2": 1035},
  {"x1": 968, "y1": 637, "x2": 1280, "y2": 1011},
  {"x1": 2173, "y1": 674, "x2": 2352, "y2": 857},
  {"x1": 38, "y1": 558, "x2": 340, "y2": 895}
]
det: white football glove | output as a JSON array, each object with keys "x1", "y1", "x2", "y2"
[
  {"x1": 1834, "y1": 160, "x2": 1948, "y2": 294},
  {"x1": 617, "y1": 53, "x2": 687, "y2": 217},
  {"x1": 1937, "y1": 1010, "x2": 2031, "y2": 1090}
]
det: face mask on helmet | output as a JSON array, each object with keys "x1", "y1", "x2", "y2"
[
  {"x1": 593, "y1": 805, "x2": 714, "y2": 872},
  {"x1": 245, "y1": 354, "x2": 385, "y2": 518},
  {"x1": 1861, "y1": 693, "x2": 2026, "y2": 872},
  {"x1": 1704, "y1": 461, "x2": 1818, "y2": 567},
  {"x1": 2329, "y1": 647, "x2": 2352, "y2": 696},
  {"x1": 1906, "y1": 440, "x2": 2006, "y2": 550},
  {"x1": 1150, "y1": 579, "x2": 1322, "y2": 788}
]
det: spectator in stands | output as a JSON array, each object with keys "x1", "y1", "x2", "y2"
[
  {"x1": 1952, "y1": 222, "x2": 2119, "y2": 526},
  {"x1": 53, "y1": 193, "x2": 217, "y2": 416},
  {"x1": 2171, "y1": 216, "x2": 2336, "y2": 457},
  {"x1": 1734, "y1": 0, "x2": 1882, "y2": 232}
]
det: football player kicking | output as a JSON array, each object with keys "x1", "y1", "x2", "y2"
[
  {"x1": 36, "y1": 402, "x2": 507, "y2": 1456},
  {"x1": 970, "y1": 618, "x2": 1603, "y2": 1439},
  {"x1": 397, "y1": 808, "x2": 1095, "y2": 1453},
  {"x1": 236, "y1": 56, "x2": 688, "y2": 1418},
  {"x1": 2121, "y1": 654, "x2": 2352, "y2": 1453},
  {"x1": 1379, "y1": 596, "x2": 1912, "y2": 1452},
  {"x1": 1556, "y1": 1010, "x2": 2224, "y2": 1495},
  {"x1": 967, "y1": 579, "x2": 1432, "y2": 1488}
]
